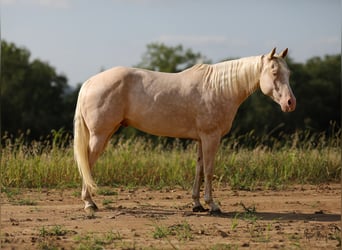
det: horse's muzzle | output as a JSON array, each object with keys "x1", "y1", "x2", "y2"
[{"x1": 282, "y1": 96, "x2": 296, "y2": 112}]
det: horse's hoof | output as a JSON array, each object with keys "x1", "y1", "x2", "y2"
[
  {"x1": 209, "y1": 208, "x2": 222, "y2": 215},
  {"x1": 193, "y1": 205, "x2": 209, "y2": 212},
  {"x1": 84, "y1": 204, "x2": 98, "y2": 217}
]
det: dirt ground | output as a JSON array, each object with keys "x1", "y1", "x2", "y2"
[{"x1": 1, "y1": 184, "x2": 341, "y2": 249}]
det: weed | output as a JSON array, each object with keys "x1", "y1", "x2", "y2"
[
  {"x1": 72, "y1": 190, "x2": 81, "y2": 197},
  {"x1": 239, "y1": 202, "x2": 256, "y2": 214},
  {"x1": 171, "y1": 220, "x2": 193, "y2": 241},
  {"x1": 102, "y1": 199, "x2": 113, "y2": 206},
  {"x1": 151, "y1": 222, "x2": 179, "y2": 250},
  {"x1": 152, "y1": 225, "x2": 171, "y2": 239},
  {"x1": 231, "y1": 213, "x2": 240, "y2": 231},
  {"x1": 39, "y1": 225, "x2": 68, "y2": 237},
  {"x1": 37, "y1": 242, "x2": 59, "y2": 250},
  {"x1": 1, "y1": 187, "x2": 21, "y2": 199},
  {"x1": 75, "y1": 231, "x2": 122, "y2": 250},
  {"x1": 16, "y1": 198, "x2": 37, "y2": 206},
  {"x1": 98, "y1": 188, "x2": 118, "y2": 196}
]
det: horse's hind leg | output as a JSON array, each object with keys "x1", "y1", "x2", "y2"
[{"x1": 82, "y1": 127, "x2": 119, "y2": 213}]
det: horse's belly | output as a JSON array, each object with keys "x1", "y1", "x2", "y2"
[{"x1": 125, "y1": 113, "x2": 198, "y2": 139}]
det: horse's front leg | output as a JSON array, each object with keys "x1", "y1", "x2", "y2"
[
  {"x1": 201, "y1": 133, "x2": 221, "y2": 213},
  {"x1": 192, "y1": 141, "x2": 208, "y2": 212}
]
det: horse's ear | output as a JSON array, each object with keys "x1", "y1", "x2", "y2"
[
  {"x1": 279, "y1": 48, "x2": 288, "y2": 58},
  {"x1": 268, "y1": 48, "x2": 276, "y2": 60}
]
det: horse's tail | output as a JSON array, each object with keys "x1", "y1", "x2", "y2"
[{"x1": 74, "y1": 90, "x2": 97, "y2": 193}]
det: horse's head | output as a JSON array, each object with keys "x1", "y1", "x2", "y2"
[{"x1": 260, "y1": 48, "x2": 296, "y2": 112}]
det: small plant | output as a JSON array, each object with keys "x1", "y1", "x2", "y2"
[
  {"x1": 153, "y1": 225, "x2": 171, "y2": 239},
  {"x1": 98, "y1": 188, "x2": 118, "y2": 196},
  {"x1": 75, "y1": 231, "x2": 122, "y2": 250},
  {"x1": 102, "y1": 199, "x2": 113, "y2": 206},
  {"x1": 152, "y1": 221, "x2": 193, "y2": 242},
  {"x1": 171, "y1": 221, "x2": 193, "y2": 241},
  {"x1": 16, "y1": 198, "x2": 37, "y2": 206},
  {"x1": 39, "y1": 225, "x2": 68, "y2": 237},
  {"x1": 231, "y1": 213, "x2": 240, "y2": 231},
  {"x1": 239, "y1": 202, "x2": 256, "y2": 213},
  {"x1": 239, "y1": 202, "x2": 258, "y2": 222},
  {"x1": 2, "y1": 187, "x2": 21, "y2": 199},
  {"x1": 39, "y1": 226, "x2": 48, "y2": 238},
  {"x1": 72, "y1": 190, "x2": 81, "y2": 197}
]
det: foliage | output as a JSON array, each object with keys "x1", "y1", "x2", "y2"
[
  {"x1": 1, "y1": 40, "x2": 78, "y2": 139},
  {"x1": 135, "y1": 42, "x2": 211, "y2": 72}
]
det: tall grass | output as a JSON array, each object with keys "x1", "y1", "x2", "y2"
[{"x1": 1, "y1": 128, "x2": 340, "y2": 190}]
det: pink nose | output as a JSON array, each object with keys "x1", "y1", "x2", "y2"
[{"x1": 286, "y1": 96, "x2": 296, "y2": 112}]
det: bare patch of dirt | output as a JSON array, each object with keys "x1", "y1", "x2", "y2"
[{"x1": 1, "y1": 184, "x2": 341, "y2": 249}]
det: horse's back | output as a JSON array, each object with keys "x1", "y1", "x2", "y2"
[{"x1": 79, "y1": 65, "x2": 210, "y2": 138}]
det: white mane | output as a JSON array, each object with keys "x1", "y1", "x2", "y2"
[{"x1": 202, "y1": 56, "x2": 262, "y2": 100}]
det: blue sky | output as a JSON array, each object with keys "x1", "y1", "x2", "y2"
[{"x1": 2, "y1": 0, "x2": 341, "y2": 86}]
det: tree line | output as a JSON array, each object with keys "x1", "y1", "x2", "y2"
[{"x1": 1, "y1": 41, "x2": 340, "y2": 142}]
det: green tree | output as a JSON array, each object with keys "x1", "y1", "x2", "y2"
[
  {"x1": 135, "y1": 42, "x2": 210, "y2": 72},
  {"x1": 1, "y1": 40, "x2": 72, "y2": 139},
  {"x1": 296, "y1": 55, "x2": 341, "y2": 130}
]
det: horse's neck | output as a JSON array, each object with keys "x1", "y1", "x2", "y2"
[{"x1": 204, "y1": 56, "x2": 262, "y2": 103}]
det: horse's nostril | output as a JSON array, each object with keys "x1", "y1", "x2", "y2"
[{"x1": 288, "y1": 99, "x2": 292, "y2": 106}]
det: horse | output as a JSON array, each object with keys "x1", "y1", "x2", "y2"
[{"x1": 74, "y1": 48, "x2": 296, "y2": 214}]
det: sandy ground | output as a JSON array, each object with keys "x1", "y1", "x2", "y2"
[{"x1": 1, "y1": 184, "x2": 341, "y2": 249}]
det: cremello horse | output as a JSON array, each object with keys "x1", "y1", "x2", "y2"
[{"x1": 74, "y1": 48, "x2": 296, "y2": 214}]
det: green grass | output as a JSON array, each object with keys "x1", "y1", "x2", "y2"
[
  {"x1": 1, "y1": 128, "x2": 340, "y2": 190},
  {"x1": 39, "y1": 225, "x2": 69, "y2": 237},
  {"x1": 74, "y1": 231, "x2": 123, "y2": 250}
]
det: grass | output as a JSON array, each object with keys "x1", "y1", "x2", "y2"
[
  {"x1": 74, "y1": 231, "x2": 123, "y2": 250},
  {"x1": 1, "y1": 128, "x2": 340, "y2": 190},
  {"x1": 39, "y1": 225, "x2": 69, "y2": 237},
  {"x1": 152, "y1": 220, "x2": 193, "y2": 241},
  {"x1": 36, "y1": 225, "x2": 73, "y2": 250},
  {"x1": 151, "y1": 220, "x2": 192, "y2": 249}
]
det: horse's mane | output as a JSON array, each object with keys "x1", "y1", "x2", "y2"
[{"x1": 199, "y1": 56, "x2": 262, "y2": 99}]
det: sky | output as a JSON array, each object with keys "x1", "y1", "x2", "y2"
[{"x1": 2, "y1": 0, "x2": 341, "y2": 86}]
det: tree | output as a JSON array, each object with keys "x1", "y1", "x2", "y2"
[
  {"x1": 1, "y1": 40, "x2": 72, "y2": 139},
  {"x1": 135, "y1": 42, "x2": 211, "y2": 72}
]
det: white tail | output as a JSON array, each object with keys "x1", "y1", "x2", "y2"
[{"x1": 74, "y1": 98, "x2": 97, "y2": 192}]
